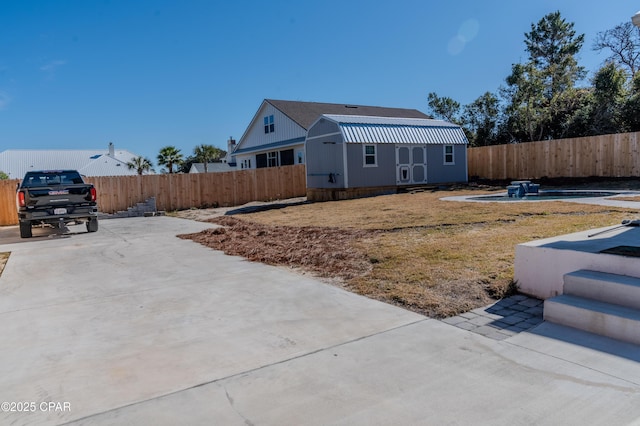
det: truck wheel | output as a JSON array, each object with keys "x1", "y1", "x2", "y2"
[
  {"x1": 19, "y1": 221, "x2": 32, "y2": 238},
  {"x1": 86, "y1": 218, "x2": 99, "y2": 233}
]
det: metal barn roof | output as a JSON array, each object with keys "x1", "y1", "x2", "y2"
[{"x1": 320, "y1": 115, "x2": 468, "y2": 145}]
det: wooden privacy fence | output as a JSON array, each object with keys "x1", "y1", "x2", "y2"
[
  {"x1": 3, "y1": 133, "x2": 639, "y2": 225},
  {"x1": 0, "y1": 179, "x2": 19, "y2": 226},
  {"x1": 468, "y1": 131, "x2": 640, "y2": 180},
  {"x1": 0, "y1": 165, "x2": 307, "y2": 226}
]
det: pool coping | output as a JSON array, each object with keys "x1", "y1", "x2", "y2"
[{"x1": 442, "y1": 190, "x2": 640, "y2": 206}]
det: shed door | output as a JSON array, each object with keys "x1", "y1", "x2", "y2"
[{"x1": 396, "y1": 145, "x2": 427, "y2": 184}]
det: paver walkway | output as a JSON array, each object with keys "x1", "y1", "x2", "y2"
[{"x1": 441, "y1": 295, "x2": 544, "y2": 340}]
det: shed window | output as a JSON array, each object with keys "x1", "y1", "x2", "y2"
[
  {"x1": 363, "y1": 145, "x2": 377, "y2": 167},
  {"x1": 444, "y1": 145, "x2": 455, "y2": 165},
  {"x1": 264, "y1": 115, "x2": 275, "y2": 134}
]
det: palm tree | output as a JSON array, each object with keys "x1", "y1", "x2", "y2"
[
  {"x1": 193, "y1": 144, "x2": 223, "y2": 173},
  {"x1": 126, "y1": 156, "x2": 153, "y2": 175},
  {"x1": 157, "y1": 146, "x2": 183, "y2": 174}
]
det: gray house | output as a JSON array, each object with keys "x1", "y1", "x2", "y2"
[{"x1": 305, "y1": 115, "x2": 468, "y2": 201}]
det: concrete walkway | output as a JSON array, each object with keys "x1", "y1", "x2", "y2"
[{"x1": 1, "y1": 217, "x2": 639, "y2": 425}]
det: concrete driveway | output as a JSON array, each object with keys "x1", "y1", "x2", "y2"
[{"x1": 1, "y1": 217, "x2": 639, "y2": 425}]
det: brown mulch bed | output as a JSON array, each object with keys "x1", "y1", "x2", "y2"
[{"x1": 178, "y1": 216, "x2": 378, "y2": 281}]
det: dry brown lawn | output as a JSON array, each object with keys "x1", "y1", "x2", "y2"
[
  {"x1": 611, "y1": 195, "x2": 640, "y2": 202},
  {"x1": 178, "y1": 185, "x2": 640, "y2": 318}
]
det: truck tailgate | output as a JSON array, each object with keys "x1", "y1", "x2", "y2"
[{"x1": 24, "y1": 185, "x2": 94, "y2": 208}]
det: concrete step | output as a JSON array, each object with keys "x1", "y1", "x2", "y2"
[
  {"x1": 544, "y1": 294, "x2": 640, "y2": 345},
  {"x1": 564, "y1": 270, "x2": 640, "y2": 310}
]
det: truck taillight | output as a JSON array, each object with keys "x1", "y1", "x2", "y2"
[
  {"x1": 90, "y1": 187, "x2": 97, "y2": 202},
  {"x1": 17, "y1": 191, "x2": 26, "y2": 207}
]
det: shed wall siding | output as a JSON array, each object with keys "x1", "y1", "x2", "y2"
[
  {"x1": 425, "y1": 144, "x2": 468, "y2": 183},
  {"x1": 305, "y1": 124, "x2": 345, "y2": 189},
  {"x1": 346, "y1": 144, "x2": 396, "y2": 187}
]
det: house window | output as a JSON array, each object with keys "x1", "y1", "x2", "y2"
[
  {"x1": 264, "y1": 115, "x2": 275, "y2": 134},
  {"x1": 242, "y1": 159, "x2": 251, "y2": 169},
  {"x1": 444, "y1": 145, "x2": 455, "y2": 165},
  {"x1": 280, "y1": 149, "x2": 294, "y2": 166},
  {"x1": 363, "y1": 144, "x2": 377, "y2": 167},
  {"x1": 267, "y1": 151, "x2": 278, "y2": 167},
  {"x1": 256, "y1": 153, "x2": 267, "y2": 168}
]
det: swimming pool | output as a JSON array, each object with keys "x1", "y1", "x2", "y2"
[{"x1": 467, "y1": 190, "x2": 625, "y2": 202}]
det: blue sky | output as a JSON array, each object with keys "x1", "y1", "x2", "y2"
[{"x1": 0, "y1": 0, "x2": 637, "y2": 168}]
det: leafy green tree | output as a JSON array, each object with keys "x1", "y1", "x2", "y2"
[
  {"x1": 622, "y1": 73, "x2": 640, "y2": 131},
  {"x1": 126, "y1": 156, "x2": 154, "y2": 175},
  {"x1": 157, "y1": 146, "x2": 183, "y2": 174},
  {"x1": 461, "y1": 92, "x2": 500, "y2": 146},
  {"x1": 193, "y1": 144, "x2": 225, "y2": 173},
  {"x1": 502, "y1": 62, "x2": 548, "y2": 142},
  {"x1": 525, "y1": 11, "x2": 585, "y2": 100},
  {"x1": 589, "y1": 62, "x2": 628, "y2": 134},
  {"x1": 593, "y1": 22, "x2": 640, "y2": 78},
  {"x1": 427, "y1": 12, "x2": 639, "y2": 145},
  {"x1": 179, "y1": 155, "x2": 198, "y2": 174},
  {"x1": 0, "y1": 171, "x2": 8, "y2": 180},
  {"x1": 426, "y1": 92, "x2": 461, "y2": 123},
  {"x1": 502, "y1": 11, "x2": 586, "y2": 141},
  {"x1": 549, "y1": 88, "x2": 593, "y2": 139}
]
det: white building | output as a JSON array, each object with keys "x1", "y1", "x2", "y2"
[{"x1": 0, "y1": 143, "x2": 146, "y2": 178}]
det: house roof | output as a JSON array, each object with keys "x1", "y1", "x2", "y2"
[
  {"x1": 265, "y1": 99, "x2": 431, "y2": 130},
  {"x1": 232, "y1": 99, "x2": 433, "y2": 156},
  {"x1": 189, "y1": 162, "x2": 236, "y2": 173},
  {"x1": 317, "y1": 115, "x2": 469, "y2": 145},
  {"x1": 0, "y1": 148, "x2": 143, "y2": 179}
]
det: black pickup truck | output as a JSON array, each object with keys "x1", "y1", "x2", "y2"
[{"x1": 16, "y1": 170, "x2": 99, "y2": 238}]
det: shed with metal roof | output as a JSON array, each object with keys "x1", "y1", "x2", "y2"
[{"x1": 305, "y1": 114, "x2": 468, "y2": 200}]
